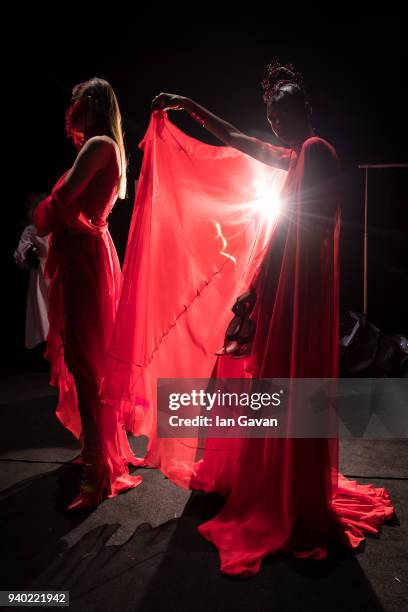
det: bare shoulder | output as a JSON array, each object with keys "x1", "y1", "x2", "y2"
[
  {"x1": 77, "y1": 136, "x2": 119, "y2": 168},
  {"x1": 302, "y1": 136, "x2": 337, "y2": 160},
  {"x1": 84, "y1": 135, "x2": 118, "y2": 153}
]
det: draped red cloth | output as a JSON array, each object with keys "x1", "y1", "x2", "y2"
[
  {"x1": 102, "y1": 112, "x2": 394, "y2": 575},
  {"x1": 35, "y1": 148, "x2": 141, "y2": 497}
]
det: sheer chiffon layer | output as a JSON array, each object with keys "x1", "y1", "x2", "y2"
[{"x1": 103, "y1": 113, "x2": 394, "y2": 573}]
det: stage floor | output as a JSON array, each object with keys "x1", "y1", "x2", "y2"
[{"x1": 1, "y1": 366, "x2": 406, "y2": 611}]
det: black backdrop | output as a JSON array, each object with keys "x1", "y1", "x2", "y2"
[{"x1": 6, "y1": 14, "x2": 408, "y2": 365}]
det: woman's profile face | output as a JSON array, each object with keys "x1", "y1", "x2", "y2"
[
  {"x1": 66, "y1": 97, "x2": 89, "y2": 149},
  {"x1": 267, "y1": 103, "x2": 293, "y2": 144},
  {"x1": 267, "y1": 84, "x2": 309, "y2": 145}
]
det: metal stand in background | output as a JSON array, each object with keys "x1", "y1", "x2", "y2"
[{"x1": 358, "y1": 163, "x2": 408, "y2": 315}]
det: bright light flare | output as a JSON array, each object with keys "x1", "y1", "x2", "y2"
[{"x1": 253, "y1": 177, "x2": 282, "y2": 223}]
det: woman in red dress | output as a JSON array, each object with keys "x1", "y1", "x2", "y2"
[
  {"x1": 151, "y1": 62, "x2": 394, "y2": 575},
  {"x1": 35, "y1": 78, "x2": 142, "y2": 510}
]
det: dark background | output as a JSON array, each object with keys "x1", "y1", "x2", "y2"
[{"x1": 6, "y1": 14, "x2": 408, "y2": 366}]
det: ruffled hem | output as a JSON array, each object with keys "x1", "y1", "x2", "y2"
[
  {"x1": 107, "y1": 473, "x2": 143, "y2": 498},
  {"x1": 332, "y1": 472, "x2": 394, "y2": 549},
  {"x1": 197, "y1": 472, "x2": 395, "y2": 577}
]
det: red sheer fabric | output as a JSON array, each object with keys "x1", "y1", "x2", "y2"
[
  {"x1": 35, "y1": 142, "x2": 141, "y2": 497},
  {"x1": 102, "y1": 112, "x2": 394, "y2": 574},
  {"x1": 101, "y1": 111, "x2": 287, "y2": 444}
]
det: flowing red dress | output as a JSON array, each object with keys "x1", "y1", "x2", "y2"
[
  {"x1": 193, "y1": 136, "x2": 394, "y2": 575},
  {"x1": 102, "y1": 113, "x2": 394, "y2": 574},
  {"x1": 35, "y1": 137, "x2": 142, "y2": 497}
]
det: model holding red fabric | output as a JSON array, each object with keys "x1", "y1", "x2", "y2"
[
  {"x1": 35, "y1": 78, "x2": 142, "y2": 510},
  {"x1": 147, "y1": 62, "x2": 394, "y2": 575}
]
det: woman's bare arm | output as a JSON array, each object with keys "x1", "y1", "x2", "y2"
[{"x1": 151, "y1": 94, "x2": 292, "y2": 171}]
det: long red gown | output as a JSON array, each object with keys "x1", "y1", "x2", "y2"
[
  {"x1": 35, "y1": 138, "x2": 141, "y2": 497},
  {"x1": 194, "y1": 136, "x2": 394, "y2": 575},
  {"x1": 102, "y1": 113, "x2": 394, "y2": 575}
]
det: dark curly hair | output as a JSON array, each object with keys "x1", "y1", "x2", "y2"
[{"x1": 262, "y1": 61, "x2": 310, "y2": 118}]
